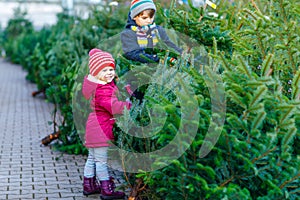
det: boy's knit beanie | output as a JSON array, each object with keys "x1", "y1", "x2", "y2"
[
  {"x1": 130, "y1": 0, "x2": 156, "y2": 19},
  {"x1": 88, "y1": 48, "x2": 115, "y2": 76}
]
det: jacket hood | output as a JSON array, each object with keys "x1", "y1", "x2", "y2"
[
  {"x1": 82, "y1": 76, "x2": 98, "y2": 100},
  {"x1": 125, "y1": 12, "x2": 138, "y2": 29}
]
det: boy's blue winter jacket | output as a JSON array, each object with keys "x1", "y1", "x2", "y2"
[{"x1": 120, "y1": 13, "x2": 182, "y2": 63}]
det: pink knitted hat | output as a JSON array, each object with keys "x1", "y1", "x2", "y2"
[{"x1": 88, "y1": 48, "x2": 115, "y2": 76}]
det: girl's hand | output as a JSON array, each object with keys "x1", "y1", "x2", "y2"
[
  {"x1": 125, "y1": 84, "x2": 134, "y2": 96},
  {"x1": 87, "y1": 74, "x2": 99, "y2": 82}
]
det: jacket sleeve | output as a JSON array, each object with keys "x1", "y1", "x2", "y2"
[
  {"x1": 124, "y1": 49, "x2": 159, "y2": 63},
  {"x1": 110, "y1": 97, "x2": 131, "y2": 115},
  {"x1": 121, "y1": 29, "x2": 160, "y2": 63},
  {"x1": 96, "y1": 85, "x2": 131, "y2": 115},
  {"x1": 158, "y1": 26, "x2": 183, "y2": 55}
]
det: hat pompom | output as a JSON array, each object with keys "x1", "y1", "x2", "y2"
[{"x1": 89, "y1": 48, "x2": 102, "y2": 57}]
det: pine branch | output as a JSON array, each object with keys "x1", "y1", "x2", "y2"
[
  {"x1": 246, "y1": 81, "x2": 264, "y2": 88},
  {"x1": 292, "y1": 70, "x2": 300, "y2": 100},
  {"x1": 228, "y1": 114, "x2": 249, "y2": 134},
  {"x1": 279, "y1": 106, "x2": 295, "y2": 124},
  {"x1": 218, "y1": 52, "x2": 231, "y2": 72},
  {"x1": 256, "y1": 30, "x2": 266, "y2": 58},
  {"x1": 277, "y1": 120, "x2": 295, "y2": 131},
  {"x1": 249, "y1": 86, "x2": 267, "y2": 108},
  {"x1": 250, "y1": 0, "x2": 262, "y2": 15},
  {"x1": 279, "y1": 0, "x2": 288, "y2": 24},
  {"x1": 257, "y1": 77, "x2": 274, "y2": 85},
  {"x1": 261, "y1": 54, "x2": 274, "y2": 76},
  {"x1": 286, "y1": 21, "x2": 297, "y2": 74},
  {"x1": 251, "y1": 111, "x2": 266, "y2": 130},
  {"x1": 225, "y1": 132, "x2": 234, "y2": 176},
  {"x1": 243, "y1": 8, "x2": 258, "y2": 21},
  {"x1": 212, "y1": 36, "x2": 218, "y2": 56},
  {"x1": 281, "y1": 127, "x2": 297, "y2": 147},
  {"x1": 237, "y1": 55, "x2": 252, "y2": 79},
  {"x1": 220, "y1": 176, "x2": 235, "y2": 187},
  {"x1": 227, "y1": 90, "x2": 246, "y2": 109},
  {"x1": 251, "y1": 146, "x2": 277, "y2": 164},
  {"x1": 292, "y1": 87, "x2": 300, "y2": 101},
  {"x1": 247, "y1": 104, "x2": 264, "y2": 114},
  {"x1": 279, "y1": 173, "x2": 300, "y2": 189}
]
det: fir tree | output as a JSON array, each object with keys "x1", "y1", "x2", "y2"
[{"x1": 114, "y1": 0, "x2": 299, "y2": 199}]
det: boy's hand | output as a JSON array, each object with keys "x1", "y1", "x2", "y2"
[{"x1": 167, "y1": 57, "x2": 177, "y2": 66}]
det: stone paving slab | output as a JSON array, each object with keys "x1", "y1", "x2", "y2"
[{"x1": 0, "y1": 58, "x2": 129, "y2": 200}]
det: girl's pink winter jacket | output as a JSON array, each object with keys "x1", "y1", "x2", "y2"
[{"x1": 82, "y1": 76, "x2": 131, "y2": 148}]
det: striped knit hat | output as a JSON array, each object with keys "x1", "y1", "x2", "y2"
[
  {"x1": 88, "y1": 48, "x2": 115, "y2": 76},
  {"x1": 130, "y1": 0, "x2": 156, "y2": 19}
]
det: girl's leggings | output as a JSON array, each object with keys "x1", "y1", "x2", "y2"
[{"x1": 83, "y1": 147, "x2": 109, "y2": 181}]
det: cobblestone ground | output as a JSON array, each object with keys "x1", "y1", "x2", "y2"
[{"x1": 0, "y1": 58, "x2": 128, "y2": 200}]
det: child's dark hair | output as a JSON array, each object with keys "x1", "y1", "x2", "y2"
[{"x1": 136, "y1": 9, "x2": 155, "y2": 18}]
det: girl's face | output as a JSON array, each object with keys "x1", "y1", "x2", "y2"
[
  {"x1": 133, "y1": 11, "x2": 155, "y2": 27},
  {"x1": 96, "y1": 66, "x2": 115, "y2": 83}
]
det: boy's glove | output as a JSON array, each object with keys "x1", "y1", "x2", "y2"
[{"x1": 166, "y1": 57, "x2": 177, "y2": 66}]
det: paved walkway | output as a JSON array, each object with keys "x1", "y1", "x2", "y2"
[{"x1": 0, "y1": 58, "x2": 127, "y2": 200}]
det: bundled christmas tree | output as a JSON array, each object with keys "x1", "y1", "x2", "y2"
[{"x1": 112, "y1": 0, "x2": 299, "y2": 199}]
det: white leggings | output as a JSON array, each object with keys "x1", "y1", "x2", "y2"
[{"x1": 83, "y1": 147, "x2": 109, "y2": 181}]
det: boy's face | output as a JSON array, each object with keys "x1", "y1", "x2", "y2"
[
  {"x1": 96, "y1": 66, "x2": 115, "y2": 83},
  {"x1": 133, "y1": 10, "x2": 155, "y2": 27}
]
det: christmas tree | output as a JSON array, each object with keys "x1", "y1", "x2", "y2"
[{"x1": 113, "y1": 0, "x2": 299, "y2": 199}]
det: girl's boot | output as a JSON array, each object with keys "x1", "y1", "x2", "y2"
[
  {"x1": 100, "y1": 177, "x2": 125, "y2": 199},
  {"x1": 93, "y1": 176, "x2": 102, "y2": 192},
  {"x1": 83, "y1": 176, "x2": 101, "y2": 196}
]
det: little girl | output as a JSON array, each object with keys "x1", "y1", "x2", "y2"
[{"x1": 82, "y1": 48, "x2": 131, "y2": 199}]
